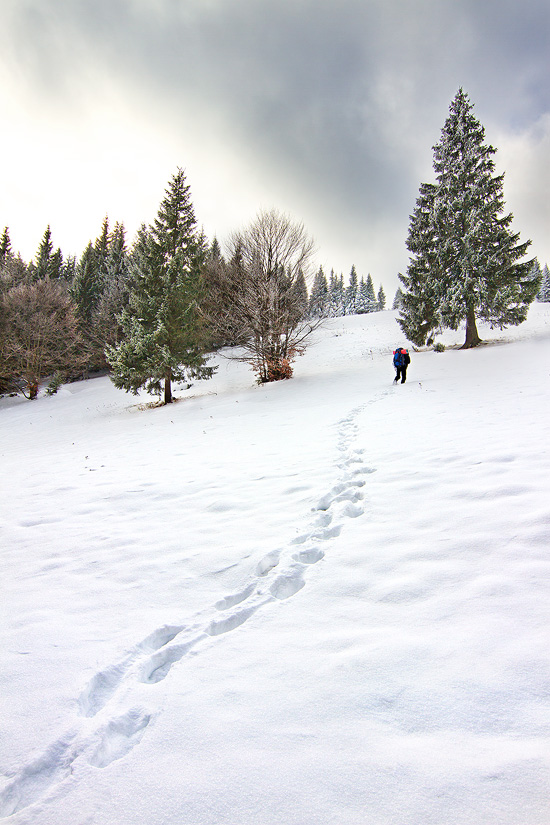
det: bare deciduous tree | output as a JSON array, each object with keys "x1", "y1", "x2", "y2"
[
  {"x1": 203, "y1": 209, "x2": 318, "y2": 382},
  {"x1": 0, "y1": 280, "x2": 87, "y2": 399}
]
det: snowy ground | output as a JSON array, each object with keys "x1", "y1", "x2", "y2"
[{"x1": 1, "y1": 306, "x2": 550, "y2": 825}]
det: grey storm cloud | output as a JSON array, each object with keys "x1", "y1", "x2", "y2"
[{"x1": 2, "y1": 0, "x2": 549, "y2": 283}]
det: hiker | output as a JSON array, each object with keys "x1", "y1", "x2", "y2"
[{"x1": 393, "y1": 346, "x2": 410, "y2": 384}]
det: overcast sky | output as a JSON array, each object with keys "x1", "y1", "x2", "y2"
[{"x1": 1, "y1": 0, "x2": 549, "y2": 294}]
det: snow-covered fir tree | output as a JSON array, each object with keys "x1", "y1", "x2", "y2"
[
  {"x1": 1, "y1": 227, "x2": 12, "y2": 265},
  {"x1": 377, "y1": 285, "x2": 386, "y2": 310},
  {"x1": 392, "y1": 287, "x2": 404, "y2": 310},
  {"x1": 398, "y1": 182, "x2": 442, "y2": 346},
  {"x1": 70, "y1": 242, "x2": 103, "y2": 325},
  {"x1": 344, "y1": 266, "x2": 359, "y2": 315},
  {"x1": 365, "y1": 274, "x2": 377, "y2": 310},
  {"x1": 356, "y1": 277, "x2": 378, "y2": 313},
  {"x1": 399, "y1": 89, "x2": 538, "y2": 348},
  {"x1": 93, "y1": 222, "x2": 131, "y2": 348},
  {"x1": 327, "y1": 270, "x2": 344, "y2": 317},
  {"x1": 292, "y1": 269, "x2": 309, "y2": 319},
  {"x1": 106, "y1": 168, "x2": 215, "y2": 404},
  {"x1": 308, "y1": 266, "x2": 329, "y2": 318},
  {"x1": 538, "y1": 263, "x2": 550, "y2": 302}
]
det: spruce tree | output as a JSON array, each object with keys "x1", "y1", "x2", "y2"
[
  {"x1": 357, "y1": 276, "x2": 378, "y2": 314},
  {"x1": 377, "y1": 285, "x2": 386, "y2": 310},
  {"x1": 365, "y1": 274, "x2": 377, "y2": 310},
  {"x1": 345, "y1": 266, "x2": 359, "y2": 315},
  {"x1": 92, "y1": 223, "x2": 131, "y2": 351},
  {"x1": 327, "y1": 270, "x2": 340, "y2": 317},
  {"x1": 400, "y1": 89, "x2": 538, "y2": 348},
  {"x1": 0, "y1": 227, "x2": 12, "y2": 265},
  {"x1": 106, "y1": 169, "x2": 214, "y2": 404},
  {"x1": 392, "y1": 288, "x2": 403, "y2": 310},
  {"x1": 209, "y1": 236, "x2": 223, "y2": 262},
  {"x1": 538, "y1": 264, "x2": 550, "y2": 302},
  {"x1": 71, "y1": 242, "x2": 102, "y2": 324},
  {"x1": 32, "y1": 226, "x2": 54, "y2": 280},
  {"x1": 398, "y1": 183, "x2": 441, "y2": 345},
  {"x1": 292, "y1": 269, "x2": 309, "y2": 319},
  {"x1": 308, "y1": 266, "x2": 328, "y2": 318}
]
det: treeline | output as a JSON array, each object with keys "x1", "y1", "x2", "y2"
[
  {"x1": 307, "y1": 266, "x2": 385, "y2": 318},
  {"x1": 0, "y1": 218, "x2": 132, "y2": 398},
  {"x1": 1, "y1": 169, "x2": 386, "y2": 402}
]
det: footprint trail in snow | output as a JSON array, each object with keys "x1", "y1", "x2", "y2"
[{"x1": 0, "y1": 403, "x2": 375, "y2": 819}]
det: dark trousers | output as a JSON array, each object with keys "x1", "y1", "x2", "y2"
[{"x1": 395, "y1": 366, "x2": 407, "y2": 383}]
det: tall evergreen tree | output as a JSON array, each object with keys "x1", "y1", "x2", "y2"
[
  {"x1": 345, "y1": 265, "x2": 359, "y2": 314},
  {"x1": 399, "y1": 89, "x2": 538, "y2": 348},
  {"x1": 392, "y1": 287, "x2": 404, "y2": 310},
  {"x1": 49, "y1": 248, "x2": 64, "y2": 280},
  {"x1": 106, "y1": 168, "x2": 214, "y2": 404},
  {"x1": 89, "y1": 223, "x2": 131, "y2": 356},
  {"x1": 71, "y1": 242, "x2": 102, "y2": 324},
  {"x1": 292, "y1": 269, "x2": 309, "y2": 319},
  {"x1": 365, "y1": 274, "x2": 376, "y2": 308},
  {"x1": 32, "y1": 226, "x2": 54, "y2": 280},
  {"x1": 377, "y1": 285, "x2": 386, "y2": 310},
  {"x1": 327, "y1": 270, "x2": 344, "y2": 317},
  {"x1": 398, "y1": 182, "x2": 442, "y2": 345},
  {"x1": 538, "y1": 263, "x2": 550, "y2": 302},
  {"x1": 308, "y1": 266, "x2": 328, "y2": 318},
  {"x1": 209, "y1": 236, "x2": 223, "y2": 262},
  {"x1": 95, "y1": 216, "x2": 110, "y2": 264},
  {"x1": 0, "y1": 227, "x2": 12, "y2": 265},
  {"x1": 356, "y1": 276, "x2": 378, "y2": 314}
]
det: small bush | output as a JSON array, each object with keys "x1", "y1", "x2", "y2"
[
  {"x1": 433, "y1": 342, "x2": 446, "y2": 352},
  {"x1": 46, "y1": 372, "x2": 64, "y2": 396}
]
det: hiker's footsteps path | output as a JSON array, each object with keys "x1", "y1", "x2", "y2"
[{"x1": 0, "y1": 402, "x2": 376, "y2": 821}]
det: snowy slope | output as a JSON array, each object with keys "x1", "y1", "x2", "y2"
[{"x1": 1, "y1": 307, "x2": 550, "y2": 825}]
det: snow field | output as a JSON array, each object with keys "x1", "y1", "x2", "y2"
[{"x1": 1, "y1": 306, "x2": 550, "y2": 824}]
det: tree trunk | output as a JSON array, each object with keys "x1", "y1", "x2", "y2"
[
  {"x1": 462, "y1": 306, "x2": 482, "y2": 348},
  {"x1": 164, "y1": 373, "x2": 172, "y2": 404}
]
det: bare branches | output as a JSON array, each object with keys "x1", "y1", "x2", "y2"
[
  {"x1": 203, "y1": 209, "x2": 319, "y2": 382},
  {"x1": 0, "y1": 280, "x2": 87, "y2": 398}
]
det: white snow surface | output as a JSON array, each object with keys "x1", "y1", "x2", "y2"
[{"x1": 1, "y1": 307, "x2": 550, "y2": 825}]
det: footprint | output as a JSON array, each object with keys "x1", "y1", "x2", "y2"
[
  {"x1": 255, "y1": 551, "x2": 280, "y2": 576},
  {"x1": 136, "y1": 625, "x2": 185, "y2": 653},
  {"x1": 215, "y1": 583, "x2": 256, "y2": 610},
  {"x1": 79, "y1": 626, "x2": 185, "y2": 716},
  {"x1": 206, "y1": 603, "x2": 265, "y2": 637},
  {"x1": 88, "y1": 708, "x2": 151, "y2": 769},
  {"x1": 270, "y1": 569, "x2": 305, "y2": 600},
  {"x1": 292, "y1": 548, "x2": 325, "y2": 564},
  {"x1": 314, "y1": 511, "x2": 332, "y2": 528},
  {"x1": 79, "y1": 661, "x2": 131, "y2": 718},
  {"x1": 335, "y1": 489, "x2": 363, "y2": 505},
  {"x1": 314, "y1": 524, "x2": 342, "y2": 541},
  {"x1": 138, "y1": 635, "x2": 206, "y2": 684},
  {"x1": 0, "y1": 733, "x2": 77, "y2": 818},
  {"x1": 342, "y1": 503, "x2": 364, "y2": 518}
]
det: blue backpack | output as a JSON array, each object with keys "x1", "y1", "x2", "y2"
[{"x1": 393, "y1": 348, "x2": 407, "y2": 368}]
